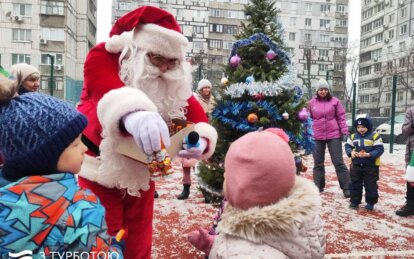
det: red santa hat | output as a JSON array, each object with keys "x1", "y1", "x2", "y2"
[{"x1": 105, "y1": 6, "x2": 188, "y2": 60}]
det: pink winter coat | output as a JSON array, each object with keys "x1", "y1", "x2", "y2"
[{"x1": 308, "y1": 96, "x2": 348, "y2": 140}]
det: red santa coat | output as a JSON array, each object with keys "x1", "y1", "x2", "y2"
[{"x1": 77, "y1": 42, "x2": 218, "y2": 259}]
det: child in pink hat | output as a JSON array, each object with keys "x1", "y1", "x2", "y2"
[{"x1": 189, "y1": 128, "x2": 325, "y2": 258}]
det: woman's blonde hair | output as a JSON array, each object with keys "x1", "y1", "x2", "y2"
[{"x1": 0, "y1": 74, "x2": 17, "y2": 104}]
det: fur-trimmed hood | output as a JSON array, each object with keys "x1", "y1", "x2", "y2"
[{"x1": 218, "y1": 176, "x2": 321, "y2": 243}]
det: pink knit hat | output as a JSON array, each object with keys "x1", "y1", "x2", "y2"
[{"x1": 224, "y1": 128, "x2": 296, "y2": 210}]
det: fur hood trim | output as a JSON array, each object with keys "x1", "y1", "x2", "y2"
[{"x1": 218, "y1": 176, "x2": 321, "y2": 243}]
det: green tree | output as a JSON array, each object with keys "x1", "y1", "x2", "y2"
[{"x1": 197, "y1": 1, "x2": 313, "y2": 204}]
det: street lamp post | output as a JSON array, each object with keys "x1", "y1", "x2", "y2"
[
  {"x1": 46, "y1": 54, "x2": 54, "y2": 97},
  {"x1": 352, "y1": 82, "x2": 357, "y2": 130}
]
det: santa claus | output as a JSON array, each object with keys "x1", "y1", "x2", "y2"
[{"x1": 77, "y1": 6, "x2": 217, "y2": 258}]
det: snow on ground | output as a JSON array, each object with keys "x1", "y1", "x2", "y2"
[{"x1": 152, "y1": 143, "x2": 414, "y2": 258}]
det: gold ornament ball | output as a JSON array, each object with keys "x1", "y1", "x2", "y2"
[
  {"x1": 247, "y1": 113, "x2": 259, "y2": 123},
  {"x1": 220, "y1": 77, "x2": 229, "y2": 86}
]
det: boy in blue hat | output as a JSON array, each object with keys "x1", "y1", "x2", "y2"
[
  {"x1": 345, "y1": 114, "x2": 384, "y2": 210},
  {"x1": 0, "y1": 75, "x2": 123, "y2": 257}
]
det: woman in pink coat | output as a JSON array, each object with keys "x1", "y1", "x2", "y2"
[{"x1": 308, "y1": 79, "x2": 350, "y2": 198}]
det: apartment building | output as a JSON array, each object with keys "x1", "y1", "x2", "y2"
[
  {"x1": 359, "y1": 0, "x2": 414, "y2": 116},
  {"x1": 276, "y1": 0, "x2": 349, "y2": 100},
  {"x1": 0, "y1": 0, "x2": 97, "y2": 104},
  {"x1": 112, "y1": 0, "x2": 349, "y2": 96}
]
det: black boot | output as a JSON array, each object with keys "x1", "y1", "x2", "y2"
[
  {"x1": 343, "y1": 190, "x2": 351, "y2": 198},
  {"x1": 177, "y1": 184, "x2": 191, "y2": 200},
  {"x1": 396, "y1": 204, "x2": 414, "y2": 217}
]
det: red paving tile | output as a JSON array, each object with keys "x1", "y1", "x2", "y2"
[{"x1": 152, "y1": 153, "x2": 414, "y2": 258}]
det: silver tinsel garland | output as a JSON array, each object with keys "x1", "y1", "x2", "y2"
[{"x1": 224, "y1": 64, "x2": 298, "y2": 98}]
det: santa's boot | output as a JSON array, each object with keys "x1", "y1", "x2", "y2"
[{"x1": 177, "y1": 184, "x2": 191, "y2": 200}]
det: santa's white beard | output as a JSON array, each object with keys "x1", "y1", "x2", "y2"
[
  {"x1": 119, "y1": 45, "x2": 192, "y2": 120},
  {"x1": 107, "y1": 44, "x2": 193, "y2": 196}
]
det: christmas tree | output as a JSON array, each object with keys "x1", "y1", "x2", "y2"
[{"x1": 197, "y1": 0, "x2": 314, "y2": 203}]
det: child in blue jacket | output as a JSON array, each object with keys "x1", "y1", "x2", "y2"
[
  {"x1": 345, "y1": 114, "x2": 384, "y2": 210},
  {"x1": 0, "y1": 75, "x2": 123, "y2": 257}
]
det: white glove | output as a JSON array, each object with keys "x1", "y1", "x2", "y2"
[
  {"x1": 123, "y1": 111, "x2": 170, "y2": 155},
  {"x1": 178, "y1": 137, "x2": 208, "y2": 159}
]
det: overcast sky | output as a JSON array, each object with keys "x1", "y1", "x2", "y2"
[
  {"x1": 97, "y1": 1, "x2": 361, "y2": 44},
  {"x1": 96, "y1": 0, "x2": 112, "y2": 43}
]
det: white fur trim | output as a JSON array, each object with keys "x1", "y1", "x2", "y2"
[
  {"x1": 194, "y1": 122, "x2": 217, "y2": 160},
  {"x1": 406, "y1": 165, "x2": 414, "y2": 182},
  {"x1": 105, "y1": 31, "x2": 133, "y2": 54},
  {"x1": 135, "y1": 24, "x2": 188, "y2": 60},
  {"x1": 218, "y1": 176, "x2": 322, "y2": 243},
  {"x1": 84, "y1": 87, "x2": 159, "y2": 196}
]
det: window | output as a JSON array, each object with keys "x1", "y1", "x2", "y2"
[
  {"x1": 223, "y1": 40, "x2": 233, "y2": 50},
  {"x1": 11, "y1": 54, "x2": 31, "y2": 65},
  {"x1": 40, "y1": 1, "x2": 64, "y2": 15},
  {"x1": 400, "y1": 41, "x2": 406, "y2": 51},
  {"x1": 177, "y1": 8, "x2": 184, "y2": 17},
  {"x1": 88, "y1": 20, "x2": 96, "y2": 36},
  {"x1": 209, "y1": 24, "x2": 223, "y2": 33},
  {"x1": 41, "y1": 77, "x2": 63, "y2": 91},
  {"x1": 192, "y1": 42, "x2": 204, "y2": 50},
  {"x1": 360, "y1": 95, "x2": 370, "y2": 103},
  {"x1": 336, "y1": 5, "x2": 346, "y2": 13},
  {"x1": 223, "y1": 25, "x2": 238, "y2": 34},
  {"x1": 372, "y1": 48, "x2": 382, "y2": 59},
  {"x1": 318, "y1": 64, "x2": 328, "y2": 71},
  {"x1": 400, "y1": 24, "x2": 407, "y2": 35},
  {"x1": 319, "y1": 49, "x2": 328, "y2": 56},
  {"x1": 41, "y1": 53, "x2": 63, "y2": 65},
  {"x1": 209, "y1": 39, "x2": 223, "y2": 49},
  {"x1": 334, "y1": 63, "x2": 344, "y2": 71},
  {"x1": 12, "y1": 29, "x2": 31, "y2": 42},
  {"x1": 388, "y1": 13, "x2": 395, "y2": 23},
  {"x1": 399, "y1": 58, "x2": 406, "y2": 67},
  {"x1": 375, "y1": 33, "x2": 383, "y2": 42},
  {"x1": 398, "y1": 91, "x2": 404, "y2": 101},
  {"x1": 320, "y1": 19, "x2": 330, "y2": 28},
  {"x1": 336, "y1": 19, "x2": 347, "y2": 27},
  {"x1": 305, "y1": 18, "x2": 312, "y2": 26},
  {"x1": 388, "y1": 29, "x2": 394, "y2": 39},
  {"x1": 387, "y1": 46, "x2": 393, "y2": 53},
  {"x1": 320, "y1": 34, "x2": 329, "y2": 42},
  {"x1": 385, "y1": 93, "x2": 391, "y2": 102},
  {"x1": 13, "y1": 3, "x2": 32, "y2": 16},
  {"x1": 321, "y1": 4, "x2": 330, "y2": 12},
  {"x1": 306, "y1": 3, "x2": 312, "y2": 11},
  {"x1": 387, "y1": 61, "x2": 393, "y2": 70},
  {"x1": 290, "y1": 17, "x2": 296, "y2": 26},
  {"x1": 41, "y1": 28, "x2": 65, "y2": 41},
  {"x1": 401, "y1": 7, "x2": 407, "y2": 18},
  {"x1": 374, "y1": 63, "x2": 382, "y2": 72},
  {"x1": 305, "y1": 33, "x2": 312, "y2": 41},
  {"x1": 289, "y1": 32, "x2": 296, "y2": 41},
  {"x1": 194, "y1": 10, "x2": 206, "y2": 18},
  {"x1": 193, "y1": 26, "x2": 204, "y2": 34},
  {"x1": 89, "y1": 0, "x2": 97, "y2": 18}
]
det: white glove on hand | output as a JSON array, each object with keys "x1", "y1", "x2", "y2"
[
  {"x1": 178, "y1": 137, "x2": 208, "y2": 159},
  {"x1": 123, "y1": 111, "x2": 170, "y2": 155}
]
